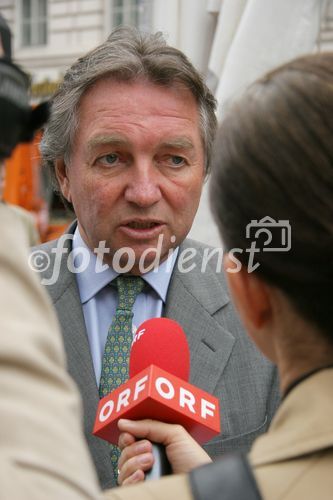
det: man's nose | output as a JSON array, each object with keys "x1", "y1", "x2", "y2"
[{"x1": 124, "y1": 164, "x2": 162, "y2": 208}]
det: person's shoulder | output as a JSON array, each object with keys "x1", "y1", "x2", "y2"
[
  {"x1": 32, "y1": 219, "x2": 76, "y2": 252},
  {"x1": 32, "y1": 224, "x2": 75, "y2": 253},
  {"x1": 179, "y1": 238, "x2": 225, "y2": 276},
  {"x1": 181, "y1": 237, "x2": 223, "y2": 254},
  {"x1": 181, "y1": 238, "x2": 220, "y2": 251},
  {"x1": 32, "y1": 237, "x2": 59, "y2": 254},
  {"x1": 174, "y1": 238, "x2": 228, "y2": 301}
]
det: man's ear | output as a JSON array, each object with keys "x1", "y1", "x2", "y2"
[
  {"x1": 224, "y1": 253, "x2": 272, "y2": 332},
  {"x1": 55, "y1": 159, "x2": 71, "y2": 203}
]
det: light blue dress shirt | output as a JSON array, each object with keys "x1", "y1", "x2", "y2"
[{"x1": 73, "y1": 228, "x2": 178, "y2": 385}]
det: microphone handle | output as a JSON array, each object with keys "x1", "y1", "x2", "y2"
[{"x1": 145, "y1": 443, "x2": 172, "y2": 480}]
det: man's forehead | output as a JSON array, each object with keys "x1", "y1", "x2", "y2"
[
  {"x1": 76, "y1": 76, "x2": 203, "y2": 154},
  {"x1": 87, "y1": 133, "x2": 196, "y2": 152}
]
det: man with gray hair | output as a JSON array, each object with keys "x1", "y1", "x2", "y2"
[{"x1": 35, "y1": 27, "x2": 279, "y2": 489}]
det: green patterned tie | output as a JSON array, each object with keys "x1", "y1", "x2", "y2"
[{"x1": 99, "y1": 275, "x2": 145, "y2": 480}]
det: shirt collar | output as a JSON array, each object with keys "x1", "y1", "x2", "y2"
[{"x1": 73, "y1": 228, "x2": 178, "y2": 304}]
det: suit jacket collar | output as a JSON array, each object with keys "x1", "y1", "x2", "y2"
[
  {"x1": 42, "y1": 222, "x2": 99, "y2": 394},
  {"x1": 42, "y1": 221, "x2": 77, "y2": 303},
  {"x1": 164, "y1": 239, "x2": 235, "y2": 395},
  {"x1": 250, "y1": 368, "x2": 333, "y2": 465}
]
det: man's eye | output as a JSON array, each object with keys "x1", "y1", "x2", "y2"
[
  {"x1": 170, "y1": 156, "x2": 185, "y2": 167},
  {"x1": 101, "y1": 154, "x2": 118, "y2": 165}
]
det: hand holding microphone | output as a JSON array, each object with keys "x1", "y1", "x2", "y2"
[
  {"x1": 93, "y1": 318, "x2": 220, "y2": 482},
  {"x1": 117, "y1": 418, "x2": 212, "y2": 486}
]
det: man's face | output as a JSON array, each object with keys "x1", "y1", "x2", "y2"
[{"x1": 57, "y1": 78, "x2": 205, "y2": 273}]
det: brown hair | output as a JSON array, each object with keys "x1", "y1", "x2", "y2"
[{"x1": 210, "y1": 52, "x2": 333, "y2": 340}]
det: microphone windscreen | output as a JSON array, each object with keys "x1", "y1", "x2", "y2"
[{"x1": 129, "y1": 318, "x2": 190, "y2": 381}]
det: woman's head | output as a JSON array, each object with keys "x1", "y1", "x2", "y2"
[{"x1": 210, "y1": 53, "x2": 333, "y2": 344}]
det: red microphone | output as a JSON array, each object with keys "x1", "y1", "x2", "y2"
[
  {"x1": 93, "y1": 318, "x2": 220, "y2": 476},
  {"x1": 129, "y1": 317, "x2": 190, "y2": 381}
]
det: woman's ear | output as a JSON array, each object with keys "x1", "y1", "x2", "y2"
[{"x1": 55, "y1": 159, "x2": 72, "y2": 203}]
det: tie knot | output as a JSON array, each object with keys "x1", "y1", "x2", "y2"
[{"x1": 115, "y1": 275, "x2": 145, "y2": 311}]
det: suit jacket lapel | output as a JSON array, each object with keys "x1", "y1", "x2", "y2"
[
  {"x1": 44, "y1": 228, "x2": 99, "y2": 399},
  {"x1": 164, "y1": 240, "x2": 235, "y2": 395}
]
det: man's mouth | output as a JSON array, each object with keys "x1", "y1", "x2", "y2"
[
  {"x1": 119, "y1": 219, "x2": 165, "y2": 239},
  {"x1": 126, "y1": 221, "x2": 161, "y2": 229}
]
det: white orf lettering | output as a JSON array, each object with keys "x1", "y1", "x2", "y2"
[
  {"x1": 179, "y1": 387, "x2": 196, "y2": 413},
  {"x1": 134, "y1": 375, "x2": 148, "y2": 401},
  {"x1": 155, "y1": 377, "x2": 175, "y2": 400},
  {"x1": 201, "y1": 399, "x2": 216, "y2": 419},
  {"x1": 116, "y1": 388, "x2": 131, "y2": 412},
  {"x1": 99, "y1": 400, "x2": 115, "y2": 422},
  {"x1": 132, "y1": 328, "x2": 146, "y2": 345}
]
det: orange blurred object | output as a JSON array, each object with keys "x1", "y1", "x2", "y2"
[{"x1": 3, "y1": 133, "x2": 68, "y2": 242}]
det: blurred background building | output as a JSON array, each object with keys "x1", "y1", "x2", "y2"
[{"x1": 0, "y1": 0, "x2": 332, "y2": 244}]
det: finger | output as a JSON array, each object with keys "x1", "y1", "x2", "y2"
[
  {"x1": 118, "y1": 418, "x2": 186, "y2": 446},
  {"x1": 120, "y1": 469, "x2": 145, "y2": 486},
  {"x1": 118, "y1": 439, "x2": 153, "y2": 470},
  {"x1": 118, "y1": 431, "x2": 136, "y2": 450},
  {"x1": 118, "y1": 452, "x2": 154, "y2": 485}
]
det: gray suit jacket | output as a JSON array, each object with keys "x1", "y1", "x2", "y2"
[{"x1": 34, "y1": 229, "x2": 279, "y2": 490}]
